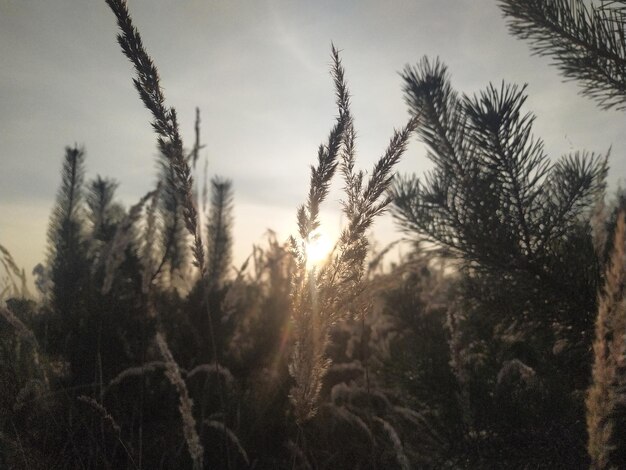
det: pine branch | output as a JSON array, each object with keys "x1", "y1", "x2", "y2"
[
  {"x1": 544, "y1": 151, "x2": 609, "y2": 241},
  {"x1": 401, "y1": 57, "x2": 470, "y2": 173},
  {"x1": 499, "y1": 0, "x2": 626, "y2": 109},
  {"x1": 47, "y1": 146, "x2": 86, "y2": 248},
  {"x1": 392, "y1": 57, "x2": 608, "y2": 274},
  {"x1": 46, "y1": 145, "x2": 88, "y2": 313},
  {"x1": 463, "y1": 82, "x2": 551, "y2": 256}
]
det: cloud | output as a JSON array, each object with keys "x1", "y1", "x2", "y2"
[{"x1": 268, "y1": 0, "x2": 324, "y2": 75}]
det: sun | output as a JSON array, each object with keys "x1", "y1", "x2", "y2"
[{"x1": 305, "y1": 231, "x2": 332, "y2": 270}]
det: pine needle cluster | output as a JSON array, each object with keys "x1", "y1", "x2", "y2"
[
  {"x1": 391, "y1": 57, "x2": 607, "y2": 276},
  {"x1": 46, "y1": 145, "x2": 89, "y2": 318},
  {"x1": 499, "y1": 0, "x2": 626, "y2": 110}
]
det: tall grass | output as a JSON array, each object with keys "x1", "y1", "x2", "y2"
[
  {"x1": 587, "y1": 210, "x2": 626, "y2": 468},
  {"x1": 156, "y1": 332, "x2": 204, "y2": 470},
  {"x1": 1, "y1": 1, "x2": 623, "y2": 468},
  {"x1": 288, "y1": 46, "x2": 417, "y2": 423},
  {"x1": 105, "y1": 0, "x2": 204, "y2": 273},
  {"x1": 0, "y1": 245, "x2": 30, "y2": 301}
]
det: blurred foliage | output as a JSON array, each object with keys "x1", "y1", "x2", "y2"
[{"x1": 2, "y1": 1, "x2": 625, "y2": 466}]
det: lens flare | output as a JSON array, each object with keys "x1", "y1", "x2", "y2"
[{"x1": 305, "y1": 232, "x2": 332, "y2": 270}]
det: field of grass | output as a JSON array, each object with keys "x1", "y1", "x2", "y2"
[{"x1": 1, "y1": 1, "x2": 625, "y2": 468}]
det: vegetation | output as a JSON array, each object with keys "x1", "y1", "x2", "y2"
[
  {"x1": 0, "y1": 0, "x2": 624, "y2": 468},
  {"x1": 499, "y1": 0, "x2": 626, "y2": 110}
]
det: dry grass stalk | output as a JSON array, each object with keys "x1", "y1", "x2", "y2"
[
  {"x1": 586, "y1": 210, "x2": 626, "y2": 468},
  {"x1": 203, "y1": 420, "x2": 249, "y2": 466},
  {"x1": 155, "y1": 332, "x2": 204, "y2": 470},
  {"x1": 105, "y1": 5, "x2": 227, "y2": 442},
  {"x1": 220, "y1": 255, "x2": 253, "y2": 325},
  {"x1": 141, "y1": 183, "x2": 162, "y2": 294},
  {"x1": 373, "y1": 416, "x2": 410, "y2": 470},
  {"x1": 0, "y1": 305, "x2": 36, "y2": 344},
  {"x1": 102, "y1": 188, "x2": 157, "y2": 294},
  {"x1": 288, "y1": 45, "x2": 349, "y2": 424},
  {"x1": 325, "y1": 404, "x2": 374, "y2": 444},
  {"x1": 13, "y1": 380, "x2": 47, "y2": 412},
  {"x1": 393, "y1": 406, "x2": 445, "y2": 447},
  {"x1": 187, "y1": 363, "x2": 234, "y2": 388},
  {"x1": 288, "y1": 46, "x2": 417, "y2": 423},
  {"x1": 77, "y1": 395, "x2": 139, "y2": 467},
  {"x1": 446, "y1": 302, "x2": 472, "y2": 429},
  {"x1": 0, "y1": 244, "x2": 21, "y2": 280},
  {"x1": 188, "y1": 107, "x2": 205, "y2": 169},
  {"x1": 591, "y1": 197, "x2": 609, "y2": 259},
  {"x1": 0, "y1": 244, "x2": 29, "y2": 299},
  {"x1": 286, "y1": 438, "x2": 312, "y2": 470},
  {"x1": 106, "y1": 361, "x2": 167, "y2": 390},
  {"x1": 0, "y1": 305, "x2": 47, "y2": 384},
  {"x1": 105, "y1": 0, "x2": 205, "y2": 273},
  {"x1": 77, "y1": 395, "x2": 121, "y2": 436}
]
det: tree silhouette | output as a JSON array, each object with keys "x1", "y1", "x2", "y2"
[
  {"x1": 391, "y1": 57, "x2": 608, "y2": 465},
  {"x1": 47, "y1": 146, "x2": 89, "y2": 330}
]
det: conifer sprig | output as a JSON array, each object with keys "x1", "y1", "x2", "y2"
[
  {"x1": 392, "y1": 58, "x2": 608, "y2": 269},
  {"x1": 499, "y1": 0, "x2": 626, "y2": 110},
  {"x1": 47, "y1": 145, "x2": 88, "y2": 313},
  {"x1": 47, "y1": 146, "x2": 86, "y2": 249}
]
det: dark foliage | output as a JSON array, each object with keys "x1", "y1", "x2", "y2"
[
  {"x1": 1, "y1": 1, "x2": 624, "y2": 468},
  {"x1": 390, "y1": 57, "x2": 612, "y2": 467},
  {"x1": 499, "y1": 0, "x2": 626, "y2": 110}
]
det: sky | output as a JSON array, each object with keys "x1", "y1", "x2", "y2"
[{"x1": 1, "y1": 0, "x2": 625, "y2": 285}]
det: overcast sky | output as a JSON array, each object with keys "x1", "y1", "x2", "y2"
[{"x1": 1, "y1": 0, "x2": 624, "y2": 282}]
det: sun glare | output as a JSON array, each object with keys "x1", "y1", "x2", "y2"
[{"x1": 305, "y1": 231, "x2": 332, "y2": 270}]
